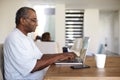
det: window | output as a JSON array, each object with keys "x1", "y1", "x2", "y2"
[
  {"x1": 34, "y1": 5, "x2": 55, "y2": 40},
  {"x1": 65, "y1": 9, "x2": 84, "y2": 47}
]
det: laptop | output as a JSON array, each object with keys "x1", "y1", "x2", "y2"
[
  {"x1": 55, "y1": 49, "x2": 87, "y2": 65},
  {"x1": 55, "y1": 37, "x2": 90, "y2": 68}
]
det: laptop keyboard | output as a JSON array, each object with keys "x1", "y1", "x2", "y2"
[{"x1": 56, "y1": 58, "x2": 83, "y2": 63}]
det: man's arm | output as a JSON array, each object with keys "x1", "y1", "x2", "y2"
[{"x1": 31, "y1": 52, "x2": 76, "y2": 73}]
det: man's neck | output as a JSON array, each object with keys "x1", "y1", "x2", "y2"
[{"x1": 16, "y1": 25, "x2": 28, "y2": 36}]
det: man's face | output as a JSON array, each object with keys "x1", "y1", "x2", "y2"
[{"x1": 23, "y1": 10, "x2": 38, "y2": 33}]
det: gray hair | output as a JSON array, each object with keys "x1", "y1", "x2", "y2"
[{"x1": 15, "y1": 7, "x2": 35, "y2": 25}]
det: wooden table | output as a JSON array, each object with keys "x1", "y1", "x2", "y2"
[{"x1": 43, "y1": 56, "x2": 120, "y2": 80}]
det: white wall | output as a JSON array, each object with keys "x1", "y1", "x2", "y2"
[
  {"x1": 0, "y1": 0, "x2": 32, "y2": 43},
  {"x1": 55, "y1": 4, "x2": 65, "y2": 50},
  {"x1": 99, "y1": 10, "x2": 119, "y2": 54},
  {"x1": 84, "y1": 9, "x2": 100, "y2": 54}
]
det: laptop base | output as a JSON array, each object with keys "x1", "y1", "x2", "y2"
[{"x1": 55, "y1": 58, "x2": 83, "y2": 65}]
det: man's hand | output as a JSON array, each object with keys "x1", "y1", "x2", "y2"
[{"x1": 58, "y1": 52, "x2": 76, "y2": 61}]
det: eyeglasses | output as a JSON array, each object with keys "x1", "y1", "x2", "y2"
[{"x1": 25, "y1": 18, "x2": 38, "y2": 23}]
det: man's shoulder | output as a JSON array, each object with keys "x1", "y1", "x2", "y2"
[
  {"x1": 5, "y1": 29, "x2": 23, "y2": 44},
  {"x1": 6, "y1": 29, "x2": 18, "y2": 39}
]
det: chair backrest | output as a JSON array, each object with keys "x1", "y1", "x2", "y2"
[
  {"x1": 0, "y1": 69, "x2": 3, "y2": 80},
  {"x1": 0, "y1": 44, "x2": 3, "y2": 80},
  {"x1": 35, "y1": 41, "x2": 62, "y2": 54}
]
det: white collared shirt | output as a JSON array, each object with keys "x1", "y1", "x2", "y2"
[{"x1": 4, "y1": 28, "x2": 45, "y2": 80}]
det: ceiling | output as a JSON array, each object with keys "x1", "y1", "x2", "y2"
[{"x1": 29, "y1": 0, "x2": 120, "y2": 9}]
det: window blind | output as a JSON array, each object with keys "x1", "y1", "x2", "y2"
[{"x1": 65, "y1": 9, "x2": 84, "y2": 47}]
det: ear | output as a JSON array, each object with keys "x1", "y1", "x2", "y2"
[{"x1": 20, "y1": 18, "x2": 26, "y2": 25}]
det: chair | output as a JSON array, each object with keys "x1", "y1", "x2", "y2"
[
  {"x1": 35, "y1": 41, "x2": 62, "y2": 54},
  {"x1": 0, "y1": 69, "x2": 3, "y2": 80},
  {"x1": 0, "y1": 44, "x2": 4, "y2": 80}
]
